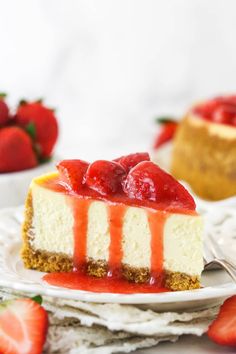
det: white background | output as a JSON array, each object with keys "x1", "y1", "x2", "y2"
[{"x1": 0, "y1": 0, "x2": 236, "y2": 161}]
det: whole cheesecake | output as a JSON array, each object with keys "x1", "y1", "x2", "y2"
[
  {"x1": 171, "y1": 95, "x2": 236, "y2": 200},
  {"x1": 21, "y1": 153, "x2": 203, "y2": 292}
]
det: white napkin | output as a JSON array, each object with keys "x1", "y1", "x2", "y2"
[{"x1": 0, "y1": 289, "x2": 218, "y2": 354}]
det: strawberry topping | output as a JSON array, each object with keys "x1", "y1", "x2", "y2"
[
  {"x1": 56, "y1": 154, "x2": 196, "y2": 211},
  {"x1": 114, "y1": 152, "x2": 150, "y2": 172},
  {"x1": 57, "y1": 159, "x2": 89, "y2": 192},
  {"x1": 85, "y1": 160, "x2": 126, "y2": 196},
  {"x1": 192, "y1": 95, "x2": 236, "y2": 126},
  {"x1": 208, "y1": 295, "x2": 236, "y2": 347},
  {"x1": 122, "y1": 161, "x2": 196, "y2": 210},
  {"x1": 0, "y1": 298, "x2": 48, "y2": 354},
  {"x1": 0, "y1": 127, "x2": 37, "y2": 172}
]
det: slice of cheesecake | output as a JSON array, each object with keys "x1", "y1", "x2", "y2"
[{"x1": 21, "y1": 153, "x2": 203, "y2": 291}]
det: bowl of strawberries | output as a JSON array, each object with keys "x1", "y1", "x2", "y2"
[{"x1": 0, "y1": 94, "x2": 59, "y2": 208}]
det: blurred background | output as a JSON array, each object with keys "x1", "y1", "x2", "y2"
[{"x1": 1, "y1": 0, "x2": 236, "y2": 161}]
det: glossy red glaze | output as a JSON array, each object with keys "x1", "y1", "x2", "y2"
[
  {"x1": 43, "y1": 271, "x2": 168, "y2": 293},
  {"x1": 148, "y1": 211, "x2": 167, "y2": 279},
  {"x1": 114, "y1": 152, "x2": 150, "y2": 172},
  {"x1": 192, "y1": 95, "x2": 236, "y2": 127},
  {"x1": 71, "y1": 198, "x2": 91, "y2": 269},
  {"x1": 41, "y1": 176, "x2": 196, "y2": 215},
  {"x1": 107, "y1": 204, "x2": 126, "y2": 277},
  {"x1": 84, "y1": 160, "x2": 126, "y2": 196}
]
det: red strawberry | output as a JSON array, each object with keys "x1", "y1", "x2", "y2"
[
  {"x1": 85, "y1": 160, "x2": 126, "y2": 195},
  {"x1": 193, "y1": 95, "x2": 236, "y2": 124},
  {"x1": 57, "y1": 159, "x2": 89, "y2": 192},
  {"x1": 0, "y1": 127, "x2": 38, "y2": 172},
  {"x1": 16, "y1": 101, "x2": 58, "y2": 158},
  {"x1": 207, "y1": 295, "x2": 236, "y2": 347},
  {"x1": 123, "y1": 161, "x2": 195, "y2": 210},
  {"x1": 193, "y1": 99, "x2": 222, "y2": 120},
  {"x1": 0, "y1": 298, "x2": 48, "y2": 354},
  {"x1": 0, "y1": 94, "x2": 9, "y2": 126},
  {"x1": 153, "y1": 119, "x2": 178, "y2": 149},
  {"x1": 114, "y1": 152, "x2": 150, "y2": 172},
  {"x1": 212, "y1": 105, "x2": 236, "y2": 125}
]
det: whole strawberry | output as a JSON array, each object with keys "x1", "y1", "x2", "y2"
[
  {"x1": 16, "y1": 101, "x2": 58, "y2": 158},
  {"x1": 153, "y1": 117, "x2": 178, "y2": 149},
  {"x1": 0, "y1": 126, "x2": 38, "y2": 172},
  {"x1": 0, "y1": 93, "x2": 9, "y2": 126}
]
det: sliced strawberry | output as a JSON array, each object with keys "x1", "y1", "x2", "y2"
[
  {"x1": 207, "y1": 295, "x2": 236, "y2": 347},
  {"x1": 212, "y1": 105, "x2": 236, "y2": 125},
  {"x1": 0, "y1": 94, "x2": 9, "y2": 126},
  {"x1": 123, "y1": 161, "x2": 196, "y2": 210},
  {"x1": 192, "y1": 95, "x2": 236, "y2": 125},
  {"x1": 16, "y1": 101, "x2": 58, "y2": 158},
  {"x1": 114, "y1": 152, "x2": 150, "y2": 172},
  {"x1": 153, "y1": 122, "x2": 178, "y2": 149},
  {"x1": 57, "y1": 159, "x2": 89, "y2": 192},
  {"x1": 85, "y1": 160, "x2": 126, "y2": 195},
  {"x1": 0, "y1": 298, "x2": 48, "y2": 354},
  {"x1": 0, "y1": 127, "x2": 38, "y2": 172},
  {"x1": 193, "y1": 99, "x2": 223, "y2": 120}
]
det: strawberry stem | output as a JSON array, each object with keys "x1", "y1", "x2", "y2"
[
  {"x1": 19, "y1": 99, "x2": 28, "y2": 106},
  {"x1": 31, "y1": 295, "x2": 43, "y2": 305},
  {"x1": 155, "y1": 116, "x2": 177, "y2": 124},
  {"x1": 36, "y1": 98, "x2": 43, "y2": 104},
  {"x1": 0, "y1": 92, "x2": 7, "y2": 99},
  {"x1": 25, "y1": 122, "x2": 36, "y2": 140}
]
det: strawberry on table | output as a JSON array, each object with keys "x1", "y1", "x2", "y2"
[
  {"x1": 16, "y1": 100, "x2": 58, "y2": 159},
  {"x1": 207, "y1": 295, "x2": 236, "y2": 347},
  {"x1": 0, "y1": 126, "x2": 38, "y2": 172},
  {"x1": 0, "y1": 93, "x2": 10, "y2": 126},
  {"x1": 153, "y1": 117, "x2": 178, "y2": 149},
  {"x1": 0, "y1": 298, "x2": 48, "y2": 354}
]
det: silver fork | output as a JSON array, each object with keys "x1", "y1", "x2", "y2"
[{"x1": 204, "y1": 234, "x2": 236, "y2": 283}]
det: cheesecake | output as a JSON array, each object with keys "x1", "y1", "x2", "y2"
[
  {"x1": 21, "y1": 153, "x2": 203, "y2": 292},
  {"x1": 171, "y1": 95, "x2": 236, "y2": 200}
]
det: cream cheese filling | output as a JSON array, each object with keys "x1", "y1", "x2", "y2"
[{"x1": 30, "y1": 181, "x2": 204, "y2": 276}]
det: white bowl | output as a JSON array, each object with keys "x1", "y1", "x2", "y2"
[{"x1": 0, "y1": 156, "x2": 60, "y2": 208}]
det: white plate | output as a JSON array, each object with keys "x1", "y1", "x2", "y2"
[{"x1": 0, "y1": 206, "x2": 236, "y2": 311}]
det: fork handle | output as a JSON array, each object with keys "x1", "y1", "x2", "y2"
[{"x1": 214, "y1": 259, "x2": 236, "y2": 283}]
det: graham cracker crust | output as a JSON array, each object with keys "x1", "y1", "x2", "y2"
[
  {"x1": 171, "y1": 116, "x2": 236, "y2": 200},
  {"x1": 21, "y1": 191, "x2": 200, "y2": 291}
]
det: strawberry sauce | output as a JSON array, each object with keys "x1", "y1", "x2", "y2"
[
  {"x1": 148, "y1": 211, "x2": 167, "y2": 281},
  {"x1": 43, "y1": 192, "x2": 169, "y2": 293},
  {"x1": 41, "y1": 159, "x2": 195, "y2": 294},
  {"x1": 107, "y1": 204, "x2": 126, "y2": 277},
  {"x1": 43, "y1": 271, "x2": 168, "y2": 294},
  {"x1": 192, "y1": 95, "x2": 236, "y2": 127},
  {"x1": 71, "y1": 198, "x2": 91, "y2": 270}
]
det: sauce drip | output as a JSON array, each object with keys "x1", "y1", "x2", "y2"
[
  {"x1": 107, "y1": 204, "x2": 126, "y2": 277},
  {"x1": 148, "y1": 211, "x2": 168, "y2": 285},
  {"x1": 43, "y1": 201, "x2": 170, "y2": 293},
  {"x1": 71, "y1": 198, "x2": 90, "y2": 270}
]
